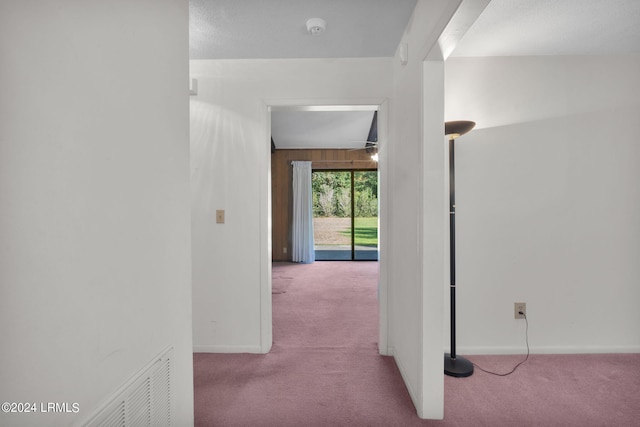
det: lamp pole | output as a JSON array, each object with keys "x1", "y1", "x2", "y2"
[{"x1": 444, "y1": 121, "x2": 475, "y2": 378}]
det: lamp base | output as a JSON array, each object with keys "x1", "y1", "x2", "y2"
[{"x1": 444, "y1": 353, "x2": 474, "y2": 377}]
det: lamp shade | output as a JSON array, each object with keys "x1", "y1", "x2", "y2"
[{"x1": 445, "y1": 121, "x2": 476, "y2": 140}]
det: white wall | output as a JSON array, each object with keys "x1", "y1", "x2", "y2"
[
  {"x1": 387, "y1": 0, "x2": 462, "y2": 419},
  {"x1": 190, "y1": 58, "x2": 392, "y2": 353},
  {"x1": 0, "y1": 2, "x2": 193, "y2": 425},
  {"x1": 445, "y1": 55, "x2": 640, "y2": 354}
]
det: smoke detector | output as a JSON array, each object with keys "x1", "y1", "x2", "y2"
[{"x1": 306, "y1": 18, "x2": 326, "y2": 35}]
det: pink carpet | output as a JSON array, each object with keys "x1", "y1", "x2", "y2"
[{"x1": 194, "y1": 261, "x2": 640, "y2": 426}]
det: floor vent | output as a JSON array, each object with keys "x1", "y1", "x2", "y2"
[{"x1": 84, "y1": 347, "x2": 172, "y2": 427}]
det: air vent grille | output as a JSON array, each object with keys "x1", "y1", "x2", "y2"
[{"x1": 84, "y1": 347, "x2": 172, "y2": 427}]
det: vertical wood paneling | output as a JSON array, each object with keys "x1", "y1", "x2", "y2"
[{"x1": 271, "y1": 149, "x2": 377, "y2": 261}]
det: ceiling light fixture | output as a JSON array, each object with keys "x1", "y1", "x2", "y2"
[{"x1": 306, "y1": 18, "x2": 326, "y2": 35}]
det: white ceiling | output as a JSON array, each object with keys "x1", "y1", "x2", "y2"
[
  {"x1": 452, "y1": 0, "x2": 640, "y2": 57},
  {"x1": 189, "y1": 0, "x2": 417, "y2": 59},
  {"x1": 190, "y1": 0, "x2": 640, "y2": 60},
  {"x1": 271, "y1": 110, "x2": 376, "y2": 150},
  {"x1": 190, "y1": 0, "x2": 640, "y2": 149}
]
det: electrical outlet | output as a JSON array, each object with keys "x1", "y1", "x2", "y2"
[
  {"x1": 283, "y1": 247, "x2": 287, "y2": 254},
  {"x1": 514, "y1": 302, "x2": 526, "y2": 319},
  {"x1": 216, "y1": 209, "x2": 225, "y2": 224}
]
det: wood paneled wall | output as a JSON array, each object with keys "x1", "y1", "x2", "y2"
[{"x1": 271, "y1": 149, "x2": 377, "y2": 261}]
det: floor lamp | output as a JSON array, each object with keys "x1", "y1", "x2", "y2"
[{"x1": 444, "y1": 120, "x2": 475, "y2": 378}]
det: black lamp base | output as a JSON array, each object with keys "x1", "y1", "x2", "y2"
[{"x1": 444, "y1": 353, "x2": 474, "y2": 377}]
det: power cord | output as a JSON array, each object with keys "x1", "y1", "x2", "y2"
[{"x1": 472, "y1": 311, "x2": 530, "y2": 376}]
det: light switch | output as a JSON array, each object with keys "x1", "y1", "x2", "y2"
[{"x1": 216, "y1": 209, "x2": 225, "y2": 224}]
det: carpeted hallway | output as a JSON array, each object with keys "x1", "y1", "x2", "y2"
[
  {"x1": 193, "y1": 261, "x2": 640, "y2": 426},
  {"x1": 194, "y1": 261, "x2": 422, "y2": 426}
]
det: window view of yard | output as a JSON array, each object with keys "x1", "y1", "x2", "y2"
[
  {"x1": 312, "y1": 170, "x2": 378, "y2": 260},
  {"x1": 346, "y1": 216, "x2": 378, "y2": 247}
]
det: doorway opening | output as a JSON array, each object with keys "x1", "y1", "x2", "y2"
[
  {"x1": 267, "y1": 101, "x2": 388, "y2": 355},
  {"x1": 312, "y1": 169, "x2": 378, "y2": 261}
]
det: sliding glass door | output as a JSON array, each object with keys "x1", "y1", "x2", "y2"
[
  {"x1": 353, "y1": 171, "x2": 378, "y2": 260},
  {"x1": 312, "y1": 170, "x2": 378, "y2": 261}
]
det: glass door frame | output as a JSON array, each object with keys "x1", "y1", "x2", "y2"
[{"x1": 311, "y1": 168, "x2": 378, "y2": 261}]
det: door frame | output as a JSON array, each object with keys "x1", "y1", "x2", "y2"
[{"x1": 262, "y1": 98, "x2": 390, "y2": 355}]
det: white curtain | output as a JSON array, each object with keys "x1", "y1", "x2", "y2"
[{"x1": 291, "y1": 161, "x2": 315, "y2": 263}]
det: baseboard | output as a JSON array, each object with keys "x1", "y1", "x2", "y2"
[
  {"x1": 193, "y1": 344, "x2": 264, "y2": 354},
  {"x1": 379, "y1": 344, "x2": 393, "y2": 357},
  {"x1": 390, "y1": 348, "x2": 420, "y2": 415},
  {"x1": 455, "y1": 345, "x2": 640, "y2": 355},
  {"x1": 387, "y1": 345, "x2": 395, "y2": 357}
]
